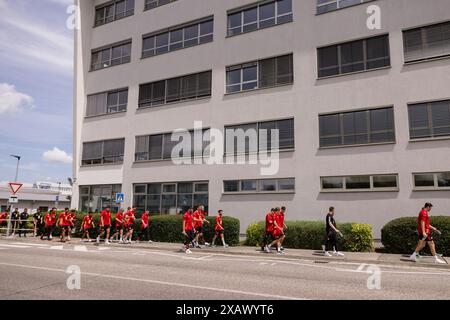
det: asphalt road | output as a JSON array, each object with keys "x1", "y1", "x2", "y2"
[{"x1": 1, "y1": 241, "x2": 450, "y2": 300}]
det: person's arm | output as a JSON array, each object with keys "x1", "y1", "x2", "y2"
[
  {"x1": 273, "y1": 221, "x2": 282, "y2": 231},
  {"x1": 100, "y1": 215, "x2": 104, "y2": 227},
  {"x1": 182, "y1": 220, "x2": 187, "y2": 235},
  {"x1": 422, "y1": 221, "x2": 427, "y2": 237},
  {"x1": 430, "y1": 225, "x2": 441, "y2": 234}
]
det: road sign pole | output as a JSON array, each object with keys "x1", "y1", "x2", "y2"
[{"x1": 6, "y1": 202, "x2": 12, "y2": 237}]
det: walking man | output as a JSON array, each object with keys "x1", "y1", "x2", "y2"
[
  {"x1": 33, "y1": 209, "x2": 43, "y2": 237},
  {"x1": 138, "y1": 210, "x2": 152, "y2": 243},
  {"x1": 41, "y1": 208, "x2": 57, "y2": 241},
  {"x1": 18, "y1": 208, "x2": 29, "y2": 238},
  {"x1": 111, "y1": 208, "x2": 125, "y2": 243},
  {"x1": 11, "y1": 208, "x2": 20, "y2": 236},
  {"x1": 81, "y1": 211, "x2": 95, "y2": 242},
  {"x1": 410, "y1": 203, "x2": 445, "y2": 264},
  {"x1": 193, "y1": 205, "x2": 209, "y2": 248},
  {"x1": 210, "y1": 210, "x2": 228, "y2": 248},
  {"x1": 97, "y1": 206, "x2": 112, "y2": 244},
  {"x1": 182, "y1": 207, "x2": 195, "y2": 254},
  {"x1": 324, "y1": 207, "x2": 344, "y2": 257}
]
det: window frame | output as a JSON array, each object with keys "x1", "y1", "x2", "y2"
[
  {"x1": 320, "y1": 174, "x2": 399, "y2": 192},
  {"x1": 142, "y1": 16, "x2": 214, "y2": 59},
  {"x1": 86, "y1": 88, "x2": 128, "y2": 118},
  {"x1": 144, "y1": 0, "x2": 177, "y2": 11},
  {"x1": 94, "y1": 0, "x2": 135, "y2": 27},
  {"x1": 138, "y1": 71, "x2": 212, "y2": 109},
  {"x1": 316, "y1": 0, "x2": 375, "y2": 15},
  {"x1": 227, "y1": 0, "x2": 293, "y2": 37},
  {"x1": 81, "y1": 138, "x2": 125, "y2": 166},
  {"x1": 225, "y1": 53, "x2": 294, "y2": 94},
  {"x1": 408, "y1": 99, "x2": 450, "y2": 140},
  {"x1": 91, "y1": 40, "x2": 132, "y2": 71},
  {"x1": 413, "y1": 172, "x2": 450, "y2": 191},
  {"x1": 319, "y1": 106, "x2": 396, "y2": 148},
  {"x1": 317, "y1": 34, "x2": 390, "y2": 79},
  {"x1": 223, "y1": 178, "x2": 295, "y2": 194}
]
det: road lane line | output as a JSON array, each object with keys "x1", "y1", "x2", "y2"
[
  {"x1": 11, "y1": 242, "x2": 49, "y2": 247},
  {"x1": 0, "y1": 262, "x2": 306, "y2": 300},
  {"x1": 0, "y1": 244, "x2": 31, "y2": 248}
]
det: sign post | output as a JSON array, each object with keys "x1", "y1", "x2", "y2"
[{"x1": 6, "y1": 182, "x2": 23, "y2": 237}]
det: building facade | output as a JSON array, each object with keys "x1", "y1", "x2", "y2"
[{"x1": 73, "y1": 0, "x2": 450, "y2": 237}]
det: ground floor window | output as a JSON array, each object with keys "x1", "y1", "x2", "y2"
[
  {"x1": 79, "y1": 184, "x2": 122, "y2": 213},
  {"x1": 133, "y1": 181, "x2": 208, "y2": 215}
]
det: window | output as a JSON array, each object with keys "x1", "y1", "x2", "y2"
[
  {"x1": 144, "y1": 0, "x2": 177, "y2": 11},
  {"x1": 408, "y1": 100, "x2": 450, "y2": 140},
  {"x1": 135, "y1": 129, "x2": 210, "y2": 161},
  {"x1": 223, "y1": 178, "x2": 295, "y2": 194},
  {"x1": 318, "y1": 35, "x2": 390, "y2": 78},
  {"x1": 79, "y1": 185, "x2": 122, "y2": 213},
  {"x1": 142, "y1": 17, "x2": 213, "y2": 58},
  {"x1": 404, "y1": 21, "x2": 450, "y2": 63},
  {"x1": 319, "y1": 107, "x2": 395, "y2": 147},
  {"x1": 227, "y1": 0, "x2": 292, "y2": 37},
  {"x1": 413, "y1": 172, "x2": 450, "y2": 190},
  {"x1": 86, "y1": 89, "x2": 128, "y2": 117},
  {"x1": 95, "y1": 0, "x2": 134, "y2": 27},
  {"x1": 91, "y1": 41, "x2": 131, "y2": 71},
  {"x1": 82, "y1": 139, "x2": 125, "y2": 165},
  {"x1": 225, "y1": 118, "x2": 294, "y2": 155},
  {"x1": 226, "y1": 54, "x2": 293, "y2": 93},
  {"x1": 321, "y1": 174, "x2": 398, "y2": 192},
  {"x1": 139, "y1": 71, "x2": 212, "y2": 108},
  {"x1": 133, "y1": 182, "x2": 208, "y2": 214},
  {"x1": 316, "y1": 0, "x2": 373, "y2": 14}
]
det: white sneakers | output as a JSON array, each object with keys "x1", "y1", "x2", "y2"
[
  {"x1": 334, "y1": 251, "x2": 345, "y2": 257},
  {"x1": 96, "y1": 236, "x2": 100, "y2": 244},
  {"x1": 410, "y1": 253, "x2": 418, "y2": 262},
  {"x1": 435, "y1": 256, "x2": 446, "y2": 264},
  {"x1": 410, "y1": 253, "x2": 446, "y2": 264},
  {"x1": 324, "y1": 251, "x2": 332, "y2": 257}
]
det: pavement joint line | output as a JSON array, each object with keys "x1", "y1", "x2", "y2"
[
  {"x1": 335, "y1": 268, "x2": 450, "y2": 276},
  {"x1": 0, "y1": 262, "x2": 307, "y2": 300},
  {"x1": 4, "y1": 239, "x2": 450, "y2": 271}
]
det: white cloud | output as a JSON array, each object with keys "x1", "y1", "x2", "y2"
[
  {"x1": 43, "y1": 148, "x2": 73, "y2": 164},
  {"x1": 0, "y1": 83, "x2": 34, "y2": 114},
  {"x1": 46, "y1": 0, "x2": 74, "y2": 6}
]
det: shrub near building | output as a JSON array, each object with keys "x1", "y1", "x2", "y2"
[
  {"x1": 246, "y1": 221, "x2": 373, "y2": 252},
  {"x1": 382, "y1": 216, "x2": 450, "y2": 256}
]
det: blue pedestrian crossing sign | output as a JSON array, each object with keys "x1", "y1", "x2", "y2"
[{"x1": 116, "y1": 193, "x2": 125, "y2": 203}]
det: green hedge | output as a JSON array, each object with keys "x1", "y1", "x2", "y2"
[
  {"x1": 35, "y1": 212, "x2": 240, "y2": 246},
  {"x1": 246, "y1": 221, "x2": 373, "y2": 252},
  {"x1": 381, "y1": 216, "x2": 450, "y2": 256},
  {"x1": 148, "y1": 215, "x2": 240, "y2": 246}
]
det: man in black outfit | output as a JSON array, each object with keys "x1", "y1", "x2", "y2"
[
  {"x1": 18, "y1": 208, "x2": 29, "y2": 237},
  {"x1": 33, "y1": 210, "x2": 44, "y2": 237},
  {"x1": 324, "y1": 207, "x2": 344, "y2": 257}
]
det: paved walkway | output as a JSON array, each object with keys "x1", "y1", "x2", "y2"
[{"x1": 2, "y1": 236, "x2": 449, "y2": 269}]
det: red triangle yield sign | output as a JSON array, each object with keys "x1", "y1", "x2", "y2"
[{"x1": 9, "y1": 183, "x2": 23, "y2": 195}]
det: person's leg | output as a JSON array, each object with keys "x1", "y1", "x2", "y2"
[
  {"x1": 428, "y1": 241, "x2": 437, "y2": 256},
  {"x1": 221, "y1": 234, "x2": 227, "y2": 246}
]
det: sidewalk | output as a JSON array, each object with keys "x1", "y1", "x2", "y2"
[{"x1": 2, "y1": 236, "x2": 449, "y2": 270}]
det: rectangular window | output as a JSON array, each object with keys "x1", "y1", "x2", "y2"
[
  {"x1": 95, "y1": 0, "x2": 134, "y2": 27},
  {"x1": 321, "y1": 174, "x2": 399, "y2": 192},
  {"x1": 319, "y1": 107, "x2": 395, "y2": 147},
  {"x1": 413, "y1": 172, "x2": 450, "y2": 190},
  {"x1": 138, "y1": 71, "x2": 212, "y2": 108},
  {"x1": 142, "y1": 17, "x2": 213, "y2": 58},
  {"x1": 135, "y1": 129, "x2": 210, "y2": 162},
  {"x1": 227, "y1": 0, "x2": 293, "y2": 37},
  {"x1": 223, "y1": 178, "x2": 295, "y2": 194},
  {"x1": 225, "y1": 118, "x2": 294, "y2": 155},
  {"x1": 82, "y1": 139, "x2": 125, "y2": 166},
  {"x1": 404, "y1": 21, "x2": 450, "y2": 63},
  {"x1": 91, "y1": 41, "x2": 131, "y2": 71},
  {"x1": 408, "y1": 100, "x2": 450, "y2": 140},
  {"x1": 144, "y1": 0, "x2": 177, "y2": 11},
  {"x1": 79, "y1": 185, "x2": 122, "y2": 213},
  {"x1": 316, "y1": 0, "x2": 373, "y2": 15},
  {"x1": 86, "y1": 89, "x2": 128, "y2": 117},
  {"x1": 318, "y1": 35, "x2": 390, "y2": 78},
  {"x1": 226, "y1": 54, "x2": 293, "y2": 94},
  {"x1": 133, "y1": 182, "x2": 208, "y2": 214}
]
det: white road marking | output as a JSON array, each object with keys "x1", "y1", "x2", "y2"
[
  {"x1": 49, "y1": 246, "x2": 64, "y2": 250},
  {"x1": 74, "y1": 246, "x2": 88, "y2": 252},
  {"x1": 0, "y1": 262, "x2": 306, "y2": 300},
  {"x1": 0, "y1": 244, "x2": 31, "y2": 249},
  {"x1": 11, "y1": 242, "x2": 49, "y2": 247}
]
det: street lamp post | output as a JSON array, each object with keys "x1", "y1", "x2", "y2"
[
  {"x1": 55, "y1": 182, "x2": 61, "y2": 209},
  {"x1": 6, "y1": 155, "x2": 21, "y2": 237}
]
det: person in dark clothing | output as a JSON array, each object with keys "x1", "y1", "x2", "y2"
[
  {"x1": 18, "y1": 208, "x2": 29, "y2": 237},
  {"x1": 33, "y1": 210, "x2": 44, "y2": 237},
  {"x1": 324, "y1": 207, "x2": 344, "y2": 257},
  {"x1": 11, "y1": 208, "x2": 20, "y2": 236}
]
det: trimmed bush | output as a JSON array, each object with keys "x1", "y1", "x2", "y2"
[
  {"x1": 246, "y1": 220, "x2": 373, "y2": 252},
  {"x1": 381, "y1": 216, "x2": 450, "y2": 256},
  {"x1": 148, "y1": 215, "x2": 240, "y2": 246}
]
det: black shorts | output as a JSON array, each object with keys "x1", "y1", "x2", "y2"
[
  {"x1": 101, "y1": 225, "x2": 111, "y2": 231},
  {"x1": 215, "y1": 229, "x2": 224, "y2": 235},
  {"x1": 61, "y1": 226, "x2": 70, "y2": 231},
  {"x1": 196, "y1": 226, "x2": 204, "y2": 234},
  {"x1": 83, "y1": 227, "x2": 92, "y2": 232},
  {"x1": 418, "y1": 233, "x2": 433, "y2": 242},
  {"x1": 185, "y1": 230, "x2": 195, "y2": 240},
  {"x1": 115, "y1": 225, "x2": 123, "y2": 231},
  {"x1": 124, "y1": 225, "x2": 133, "y2": 232}
]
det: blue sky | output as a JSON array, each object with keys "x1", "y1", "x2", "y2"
[{"x1": 0, "y1": 0, "x2": 74, "y2": 184}]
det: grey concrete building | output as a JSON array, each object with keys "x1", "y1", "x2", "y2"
[{"x1": 73, "y1": 0, "x2": 450, "y2": 237}]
